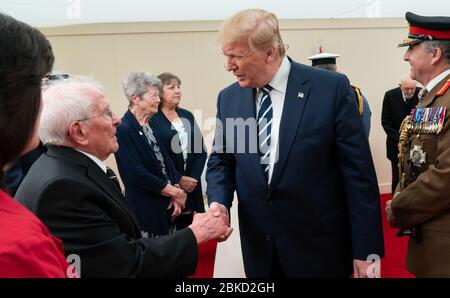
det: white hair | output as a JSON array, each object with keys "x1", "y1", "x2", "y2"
[
  {"x1": 39, "y1": 76, "x2": 104, "y2": 145},
  {"x1": 122, "y1": 72, "x2": 162, "y2": 107}
]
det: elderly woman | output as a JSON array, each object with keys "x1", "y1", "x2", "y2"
[
  {"x1": 0, "y1": 12, "x2": 69, "y2": 277},
  {"x1": 115, "y1": 72, "x2": 188, "y2": 237},
  {"x1": 151, "y1": 72, "x2": 207, "y2": 230}
]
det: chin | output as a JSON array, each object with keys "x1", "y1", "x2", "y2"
[{"x1": 238, "y1": 81, "x2": 250, "y2": 88}]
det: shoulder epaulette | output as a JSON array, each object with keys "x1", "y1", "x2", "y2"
[
  {"x1": 351, "y1": 85, "x2": 364, "y2": 115},
  {"x1": 436, "y1": 79, "x2": 450, "y2": 96}
]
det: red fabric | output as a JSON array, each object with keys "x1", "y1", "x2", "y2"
[
  {"x1": 0, "y1": 189, "x2": 71, "y2": 278},
  {"x1": 410, "y1": 25, "x2": 450, "y2": 39},
  {"x1": 379, "y1": 193, "x2": 414, "y2": 278},
  {"x1": 190, "y1": 240, "x2": 217, "y2": 278}
]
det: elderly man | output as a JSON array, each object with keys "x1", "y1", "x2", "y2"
[
  {"x1": 206, "y1": 9, "x2": 384, "y2": 278},
  {"x1": 381, "y1": 75, "x2": 420, "y2": 194},
  {"x1": 15, "y1": 77, "x2": 231, "y2": 277},
  {"x1": 386, "y1": 12, "x2": 450, "y2": 277}
]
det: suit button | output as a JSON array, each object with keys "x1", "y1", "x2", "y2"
[
  {"x1": 268, "y1": 200, "x2": 273, "y2": 205},
  {"x1": 266, "y1": 235, "x2": 271, "y2": 241}
]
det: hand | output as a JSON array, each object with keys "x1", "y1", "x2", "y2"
[
  {"x1": 353, "y1": 259, "x2": 380, "y2": 278},
  {"x1": 160, "y1": 184, "x2": 187, "y2": 208},
  {"x1": 189, "y1": 209, "x2": 233, "y2": 244},
  {"x1": 179, "y1": 176, "x2": 198, "y2": 193},
  {"x1": 209, "y1": 202, "x2": 232, "y2": 242},
  {"x1": 167, "y1": 198, "x2": 182, "y2": 219},
  {"x1": 385, "y1": 199, "x2": 398, "y2": 228}
]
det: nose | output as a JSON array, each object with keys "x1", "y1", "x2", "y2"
[
  {"x1": 224, "y1": 57, "x2": 237, "y2": 72},
  {"x1": 112, "y1": 112, "x2": 121, "y2": 126},
  {"x1": 403, "y1": 49, "x2": 410, "y2": 62}
]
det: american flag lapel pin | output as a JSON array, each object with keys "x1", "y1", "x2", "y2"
[{"x1": 297, "y1": 92, "x2": 304, "y2": 99}]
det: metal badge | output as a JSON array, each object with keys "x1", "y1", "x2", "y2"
[{"x1": 410, "y1": 145, "x2": 427, "y2": 167}]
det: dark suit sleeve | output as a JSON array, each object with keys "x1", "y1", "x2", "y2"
[
  {"x1": 5, "y1": 159, "x2": 24, "y2": 196},
  {"x1": 334, "y1": 76, "x2": 385, "y2": 260},
  {"x1": 115, "y1": 124, "x2": 167, "y2": 194},
  {"x1": 206, "y1": 91, "x2": 236, "y2": 210},
  {"x1": 36, "y1": 178, "x2": 198, "y2": 277},
  {"x1": 187, "y1": 113, "x2": 207, "y2": 180},
  {"x1": 381, "y1": 91, "x2": 399, "y2": 142}
]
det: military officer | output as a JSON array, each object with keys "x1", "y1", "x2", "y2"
[
  {"x1": 386, "y1": 12, "x2": 450, "y2": 277},
  {"x1": 307, "y1": 52, "x2": 372, "y2": 136}
]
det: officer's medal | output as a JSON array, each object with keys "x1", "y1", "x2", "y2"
[{"x1": 410, "y1": 145, "x2": 426, "y2": 167}]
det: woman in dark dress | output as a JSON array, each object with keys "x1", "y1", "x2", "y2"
[
  {"x1": 115, "y1": 72, "x2": 188, "y2": 237},
  {"x1": 152, "y1": 73, "x2": 207, "y2": 229}
]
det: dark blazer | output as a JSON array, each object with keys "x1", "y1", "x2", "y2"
[
  {"x1": 381, "y1": 87, "x2": 420, "y2": 160},
  {"x1": 151, "y1": 108, "x2": 207, "y2": 212},
  {"x1": 206, "y1": 59, "x2": 384, "y2": 278},
  {"x1": 115, "y1": 110, "x2": 181, "y2": 236},
  {"x1": 15, "y1": 146, "x2": 197, "y2": 277}
]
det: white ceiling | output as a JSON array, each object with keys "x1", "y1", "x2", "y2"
[{"x1": 0, "y1": 0, "x2": 448, "y2": 27}]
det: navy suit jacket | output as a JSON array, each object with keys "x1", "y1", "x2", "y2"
[
  {"x1": 151, "y1": 108, "x2": 207, "y2": 212},
  {"x1": 206, "y1": 59, "x2": 384, "y2": 277},
  {"x1": 115, "y1": 110, "x2": 181, "y2": 235}
]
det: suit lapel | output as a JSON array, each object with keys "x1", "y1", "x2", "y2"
[
  {"x1": 236, "y1": 87, "x2": 269, "y2": 190},
  {"x1": 270, "y1": 66, "x2": 310, "y2": 191},
  {"x1": 86, "y1": 163, "x2": 138, "y2": 223},
  {"x1": 48, "y1": 146, "x2": 140, "y2": 233}
]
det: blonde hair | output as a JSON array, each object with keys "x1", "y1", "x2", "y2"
[{"x1": 218, "y1": 9, "x2": 286, "y2": 57}]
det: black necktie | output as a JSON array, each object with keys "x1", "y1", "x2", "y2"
[{"x1": 106, "y1": 167, "x2": 121, "y2": 192}]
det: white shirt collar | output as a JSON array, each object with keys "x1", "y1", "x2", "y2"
[
  {"x1": 266, "y1": 56, "x2": 291, "y2": 93},
  {"x1": 426, "y1": 68, "x2": 450, "y2": 93},
  {"x1": 75, "y1": 149, "x2": 107, "y2": 173}
]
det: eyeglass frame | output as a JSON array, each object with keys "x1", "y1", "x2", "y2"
[{"x1": 77, "y1": 109, "x2": 114, "y2": 122}]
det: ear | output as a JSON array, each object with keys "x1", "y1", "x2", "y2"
[
  {"x1": 266, "y1": 46, "x2": 277, "y2": 63},
  {"x1": 430, "y1": 47, "x2": 443, "y2": 65},
  {"x1": 68, "y1": 121, "x2": 89, "y2": 146},
  {"x1": 130, "y1": 94, "x2": 140, "y2": 106}
]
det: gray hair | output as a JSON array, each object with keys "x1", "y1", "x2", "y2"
[
  {"x1": 39, "y1": 76, "x2": 104, "y2": 145},
  {"x1": 122, "y1": 72, "x2": 162, "y2": 107},
  {"x1": 314, "y1": 64, "x2": 337, "y2": 72},
  {"x1": 218, "y1": 9, "x2": 286, "y2": 58},
  {"x1": 422, "y1": 40, "x2": 450, "y2": 64}
]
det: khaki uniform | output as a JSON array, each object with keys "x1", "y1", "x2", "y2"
[{"x1": 392, "y1": 73, "x2": 450, "y2": 277}]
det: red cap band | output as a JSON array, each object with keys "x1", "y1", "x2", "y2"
[{"x1": 410, "y1": 25, "x2": 450, "y2": 39}]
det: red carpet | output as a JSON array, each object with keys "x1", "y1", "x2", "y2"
[
  {"x1": 192, "y1": 194, "x2": 414, "y2": 278},
  {"x1": 190, "y1": 240, "x2": 218, "y2": 278},
  {"x1": 380, "y1": 193, "x2": 414, "y2": 278}
]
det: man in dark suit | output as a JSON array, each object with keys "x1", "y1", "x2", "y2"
[
  {"x1": 206, "y1": 9, "x2": 384, "y2": 278},
  {"x1": 381, "y1": 76, "x2": 420, "y2": 194},
  {"x1": 15, "y1": 76, "x2": 231, "y2": 277}
]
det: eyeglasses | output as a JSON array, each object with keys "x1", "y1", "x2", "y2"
[{"x1": 78, "y1": 110, "x2": 114, "y2": 122}]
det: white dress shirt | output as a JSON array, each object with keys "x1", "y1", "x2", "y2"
[
  {"x1": 255, "y1": 56, "x2": 291, "y2": 184},
  {"x1": 426, "y1": 68, "x2": 450, "y2": 93}
]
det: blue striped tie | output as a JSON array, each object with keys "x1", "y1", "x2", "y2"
[{"x1": 258, "y1": 84, "x2": 273, "y2": 182}]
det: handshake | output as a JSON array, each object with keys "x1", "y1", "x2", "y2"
[{"x1": 188, "y1": 202, "x2": 233, "y2": 244}]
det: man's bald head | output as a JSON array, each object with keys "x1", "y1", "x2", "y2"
[{"x1": 399, "y1": 75, "x2": 417, "y2": 99}]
